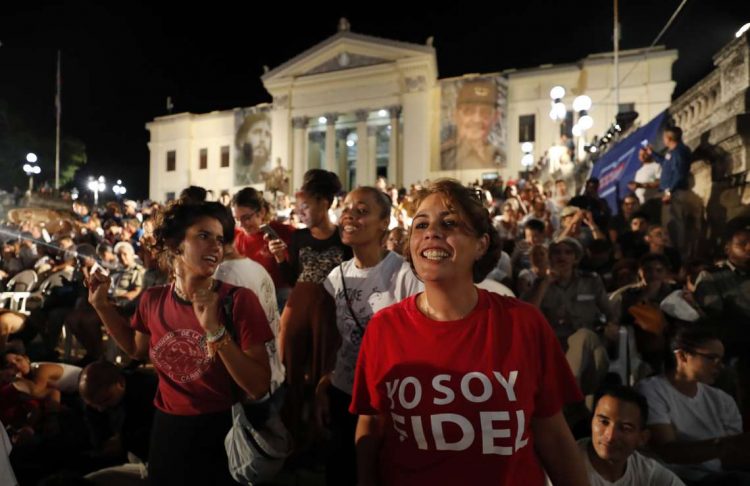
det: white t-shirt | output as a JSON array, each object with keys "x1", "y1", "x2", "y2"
[
  {"x1": 476, "y1": 278, "x2": 515, "y2": 297},
  {"x1": 323, "y1": 251, "x2": 423, "y2": 395},
  {"x1": 634, "y1": 162, "x2": 662, "y2": 203},
  {"x1": 637, "y1": 375, "x2": 743, "y2": 478},
  {"x1": 215, "y1": 257, "x2": 285, "y2": 394},
  {"x1": 578, "y1": 438, "x2": 684, "y2": 486},
  {"x1": 0, "y1": 420, "x2": 17, "y2": 486},
  {"x1": 33, "y1": 362, "x2": 82, "y2": 394}
]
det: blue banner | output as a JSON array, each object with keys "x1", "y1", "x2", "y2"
[{"x1": 590, "y1": 111, "x2": 667, "y2": 214}]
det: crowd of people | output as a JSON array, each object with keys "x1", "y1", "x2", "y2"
[{"x1": 0, "y1": 124, "x2": 749, "y2": 485}]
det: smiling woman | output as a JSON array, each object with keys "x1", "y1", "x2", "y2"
[
  {"x1": 88, "y1": 200, "x2": 274, "y2": 486},
  {"x1": 320, "y1": 185, "x2": 422, "y2": 485},
  {"x1": 350, "y1": 179, "x2": 588, "y2": 486}
]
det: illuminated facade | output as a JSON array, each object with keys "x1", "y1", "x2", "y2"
[{"x1": 146, "y1": 22, "x2": 676, "y2": 202}]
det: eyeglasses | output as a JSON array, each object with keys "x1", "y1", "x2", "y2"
[
  {"x1": 682, "y1": 349, "x2": 724, "y2": 364},
  {"x1": 235, "y1": 210, "x2": 258, "y2": 222}
]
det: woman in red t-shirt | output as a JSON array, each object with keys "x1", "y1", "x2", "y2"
[
  {"x1": 231, "y1": 187, "x2": 294, "y2": 309},
  {"x1": 350, "y1": 179, "x2": 589, "y2": 486},
  {"x1": 89, "y1": 200, "x2": 272, "y2": 486}
]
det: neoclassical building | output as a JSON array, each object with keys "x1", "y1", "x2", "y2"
[{"x1": 146, "y1": 20, "x2": 677, "y2": 202}]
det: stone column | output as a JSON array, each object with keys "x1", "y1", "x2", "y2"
[
  {"x1": 366, "y1": 125, "x2": 378, "y2": 186},
  {"x1": 401, "y1": 76, "x2": 431, "y2": 186},
  {"x1": 388, "y1": 106, "x2": 401, "y2": 186},
  {"x1": 270, "y1": 95, "x2": 291, "y2": 183},
  {"x1": 355, "y1": 110, "x2": 369, "y2": 188},
  {"x1": 291, "y1": 116, "x2": 308, "y2": 192},
  {"x1": 324, "y1": 113, "x2": 338, "y2": 174}
]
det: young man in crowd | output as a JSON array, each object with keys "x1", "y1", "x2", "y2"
[{"x1": 579, "y1": 385, "x2": 684, "y2": 485}]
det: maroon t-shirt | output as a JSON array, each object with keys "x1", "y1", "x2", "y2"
[
  {"x1": 351, "y1": 290, "x2": 583, "y2": 486},
  {"x1": 130, "y1": 282, "x2": 273, "y2": 416}
]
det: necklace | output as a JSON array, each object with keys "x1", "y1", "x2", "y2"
[{"x1": 174, "y1": 277, "x2": 214, "y2": 302}]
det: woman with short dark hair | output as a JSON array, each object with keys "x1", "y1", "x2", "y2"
[
  {"x1": 89, "y1": 200, "x2": 273, "y2": 486},
  {"x1": 317, "y1": 185, "x2": 421, "y2": 485},
  {"x1": 266, "y1": 169, "x2": 352, "y2": 450}
]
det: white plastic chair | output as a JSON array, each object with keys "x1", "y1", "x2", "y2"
[
  {"x1": 609, "y1": 326, "x2": 644, "y2": 386},
  {"x1": 0, "y1": 269, "x2": 38, "y2": 314}
]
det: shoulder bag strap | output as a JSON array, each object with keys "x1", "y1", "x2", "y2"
[{"x1": 339, "y1": 263, "x2": 364, "y2": 334}]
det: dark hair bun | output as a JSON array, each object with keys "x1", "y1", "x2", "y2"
[{"x1": 301, "y1": 169, "x2": 342, "y2": 205}]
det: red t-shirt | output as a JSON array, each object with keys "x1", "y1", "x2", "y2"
[
  {"x1": 233, "y1": 222, "x2": 294, "y2": 289},
  {"x1": 350, "y1": 289, "x2": 582, "y2": 486},
  {"x1": 130, "y1": 282, "x2": 274, "y2": 416}
]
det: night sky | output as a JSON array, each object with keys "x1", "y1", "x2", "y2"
[{"x1": 1, "y1": 1, "x2": 748, "y2": 199}]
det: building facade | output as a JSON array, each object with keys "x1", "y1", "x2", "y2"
[
  {"x1": 667, "y1": 31, "x2": 750, "y2": 248},
  {"x1": 146, "y1": 21, "x2": 677, "y2": 202}
]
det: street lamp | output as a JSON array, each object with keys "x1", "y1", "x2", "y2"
[
  {"x1": 570, "y1": 95, "x2": 594, "y2": 159},
  {"x1": 112, "y1": 179, "x2": 127, "y2": 197},
  {"x1": 573, "y1": 95, "x2": 594, "y2": 131},
  {"x1": 549, "y1": 86, "x2": 567, "y2": 121},
  {"x1": 22, "y1": 153, "x2": 41, "y2": 193},
  {"x1": 87, "y1": 176, "x2": 106, "y2": 206}
]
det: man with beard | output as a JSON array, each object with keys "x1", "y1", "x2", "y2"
[{"x1": 235, "y1": 112, "x2": 271, "y2": 185}]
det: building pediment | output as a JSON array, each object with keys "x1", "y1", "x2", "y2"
[
  {"x1": 303, "y1": 52, "x2": 390, "y2": 76},
  {"x1": 262, "y1": 31, "x2": 436, "y2": 84}
]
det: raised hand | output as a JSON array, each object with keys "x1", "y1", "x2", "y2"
[
  {"x1": 191, "y1": 285, "x2": 221, "y2": 334},
  {"x1": 266, "y1": 236, "x2": 287, "y2": 263},
  {"x1": 87, "y1": 270, "x2": 112, "y2": 309}
]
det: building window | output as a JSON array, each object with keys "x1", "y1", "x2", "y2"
[
  {"x1": 220, "y1": 146, "x2": 230, "y2": 167},
  {"x1": 618, "y1": 103, "x2": 635, "y2": 114},
  {"x1": 166, "y1": 150, "x2": 176, "y2": 172},
  {"x1": 519, "y1": 115, "x2": 535, "y2": 143},
  {"x1": 199, "y1": 148, "x2": 208, "y2": 170},
  {"x1": 166, "y1": 192, "x2": 176, "y2": 201}
]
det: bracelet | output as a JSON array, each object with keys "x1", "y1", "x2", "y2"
[
  {"x1": 205, "y1": 326, "x2": 226, "y2": 343},
  {"x1": 207, "y1": 333, "x2": 232, "y2": 358}
]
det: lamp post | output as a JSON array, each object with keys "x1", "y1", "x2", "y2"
[
  {"x1": 548, "y1": 86, "x2": 567, "y2": 122},
  {"x1": 87, "y1": 176, "x2": 106, "y2": 206},
  {"x1": 572, "y1": 95, "x2": 593, "y2": 159},
  {"x1": 112, "y1": 179, "x2": 127, "y2": 198},
  {"x1": 22, "y1": 153, "x2": 41, "y2": 193}
]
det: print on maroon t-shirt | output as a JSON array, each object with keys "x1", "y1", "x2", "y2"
[
  {"x1": 131, "y1": 282, "x2": 274, "y2": 415},
  {"x1": 150, "y1": 328, "x2": 212, "y2": 384}
]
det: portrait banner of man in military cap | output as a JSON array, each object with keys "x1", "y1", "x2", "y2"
[
  {"x1": 234, "y1": 108, "x2": 272, "y2": 186},
  {"x1": 439, "y1": 76, "x2": 507, "y2": 171}
]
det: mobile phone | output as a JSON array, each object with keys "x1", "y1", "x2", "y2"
[{"x1": 259, "y1": 224, "x2": 280, "y2": 241}]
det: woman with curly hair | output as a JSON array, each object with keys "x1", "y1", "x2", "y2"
[
  {"x1": 88, "y1": 200, "x2": 273, "y2": 485},
  {"x1": 350, "y1": 179, "x2": 588, "y2": 486}
]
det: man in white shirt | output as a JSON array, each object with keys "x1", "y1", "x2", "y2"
[
  {"x1": 629, "y1": 148, "x2": 662, "y2": 204},
  {"x1": 579, "y1": 385, "x2": 684, "y2": 485}
]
